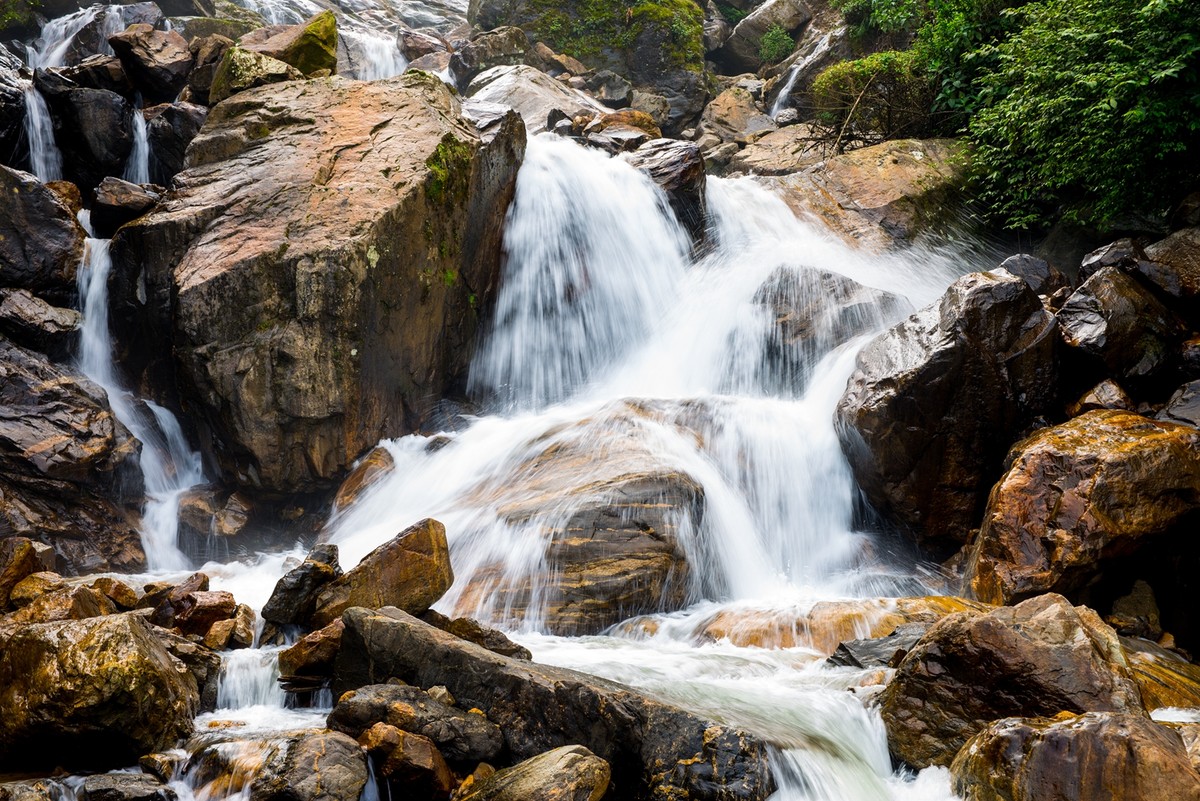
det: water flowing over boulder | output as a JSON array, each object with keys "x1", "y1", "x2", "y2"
[
  {"x1": 109, "y1": 73, "x2": 525, "y2": 494},
  {"x1": 621, "y1": 138, "x2": 706, "y2": 244},
  {"x1": 0, "y1": 339, "x2": 145, "y2": 574},
  {"x1": 456, "y1": 745, "x2": 611, "y2": 801},
  {"x1": 334, "y1": 607, "x2": 776, "y2": 801},
  {"x1": 950, "y1": 713, "x2": 1200, "y2": 801},
  {"x1": 963, "y1": 410, "x2": 1200, "y2": 605},
  {"x1": 0, "y1": 613, "x2": 199, "y2": 770},
  {"x1": 879, "y1": 594, "x2": 1144, "y2": 769},
  {"x1": 0, "y1": 164, "x2": 85, "y2": 302},
  {"x1": 835, "y1": 270, "x2": 1058, "y2": 555}
]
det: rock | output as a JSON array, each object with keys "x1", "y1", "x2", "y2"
[
  {"x1": 144, "y1": 572, "x2": 209, "y2": 614},
  {"x1": 329, "y1": 682, "x2": 503, "y2": 763},
  {"x1": 357, "y1": 724, "x2": 454, "y2": 798},
  {"x1": 110, "y1": 74, "x2": 524, "y2": 494},
  {"x1": 1078, "y1": 237, "x2": 1146, "y2": 282},
  {"x1": 419, "y1": 609, "x2": 532, "y2": 660},
  {"x1": 169, "y1": 589, "x2": 237, "y2": 637},
  {"x1": 827, "y1": 622, "x2": 928, "y2": 669},
  {"x1": 950, "y1": 713, "x2": 1200, "y2": 801},
  {"x1": 60, "y1": 55, "x2": 136, "y2": 96},
  {"x1": 150, "y1": 626, "x2": 222, "y2": 712},
  {"x1": 1123, "y1": 636, "x2": 1200, "y2": 711},
  {"x1": 278, "y1": 618, "x2": 343, "y2": 682},
  {"x1": 0, "y1": 613, "x2": 198, "y2": 770},
  {"x1": 0, "y1": 288, "x2": 81, "y2": 360},
  {"x1": 997, "y1": 253, "x2": 1068, "y2": 297},
  {"x1": 108, "y1": 24, "x2": 194, "y2": 103},
  {"x1": 0, "y1": 65, "x2": 26, "y2": 163},
  {"x1": 467, "y1": 64, "x2": 608, "y2": 134},
  {"x1": 250, "y1": 731, "x2": 367, "y2": 801},
  {"x1": 187, "y1": 34, "x2": 235, "y2": 105},
  {"x1": 715, "y1": 0, "x2": 809, "y2": 74},
  {"x1": 1106, "y1": 579, "x2": 1163, "y2": 640},
  {"x1": 456, "y1": 745, "x2": 610, "y2": 801},
  {"x1": 90, "y1": 576, "x2": 140, "y2": 609},
  {"x1": 701, "y1": 86, "x2": 776, "y2": 145},
  {"x1": 400, "y1": 28, "x2": 448, "y2": 61},
  {"x1": 332, "y1": 448, "x2": 395, "y2": 512},
  {"x1": 409, "y1": 52, "x2": 452, "y2": 73},
  {"x1": 963, "y1": 410, "x2": 1200, "y2": 604},
  {"x1": 727, "y1": 124, "x2": 820, "y2": 175},
  {"x1": 621, "y1": 138, "x2": 706, "y2": 243},
  {"x1": 0, "y1": 164, "x2": 85, "y2": 302},
  {"x1": 1067, "y1": 378, "x2": 1135, "y2": 416},
  {"x1": 879, "y1": 594, "x2": 1144, "y2": 769},
  {"x1": 79, "y1": 774, "x2": 176, "y2": 801},
  {"x1": 33, "y1": 71, "x2": 132, "y2": 191},
  {"x1": 140, "y1": 751, "x2": 186, "y2": 783},
  {"x1": 311, "y1": 519, "x2": 451, "y2": 628},
  {"x1": 1160, "y1": 380, "x2": 1200, "y2": 428},
  {"x1": 0, "y1": 339, "x2": 145, "y2": 574},
  {"x1": 335, "y1": 607, "x2": 775, "y2": 800},
  {"x1": 1145, "y1": 226, "x2": 1200, "y2": 306},
  {"x1": 203, "y1": 602, "x2": 255, "y2": 649},
  {"x1": 0, "y1": 537, "x2": 41, "y2": 611},
  {"x1": 1057, "y1": 266, "x2": 1186, "y2": 381},
  {"x1": 1, "y1": 583, "x2": 117, "y2": 625},
  {"x1": 585, "y1": 69, "x2": 632, "y2": 108},
  {"x1": 208, "y1": 46, "x2": 303, "y2": 103},
  {"x1": 8, "y1": 571, "x2": 68, "y2": 607},
  {"x1": 262, "y1": 543, "x2": 342, "y2": 626},
  {"x1": 450, "y1": 26, "x2": 528, "y2": 86},
  {"x1": 836, "y1": 270, "x2": 1058, "y2": 555},
  {"x1": 145, "y1": 101, "x2": 207, "y2": 184},
  {"x1": 240, "y1": 11, "x2": 337, "y2": 76},
  {"x1": 703, "y1": 0, "x2": 732, "y2": 52},
  {"x1": 760, "y1": 138, "x2": 970, "y2": 250},
  {"x1": 92, "y1": 177, "x2": 162, "y2": 239}
]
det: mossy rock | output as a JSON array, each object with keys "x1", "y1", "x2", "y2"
[
  {"x1": 279, "y1": 10, "x2": 338, "y2": 75},
  {"x1": 209, "y1": 46, "x2": 304, "y2": 103}
]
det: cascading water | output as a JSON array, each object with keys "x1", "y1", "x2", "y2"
[
  {"x1": 123, "y1": 102, "x2": 151, "y2": 184},
  {"x1": 769, "y1": 31, "x2": 836, "y2": 118},
  {"x1": 22, "y1": 86, "x2": 62, "y2": 181},
  {"x1": 341, "y1": 29, "x2": 408, "y2": 79},
  {"x1": 321, "y1": 134, "x2": 969, "y2": 798},
  {"x1": 76, "y1": 216, "x2": 205, "y2": 571}
]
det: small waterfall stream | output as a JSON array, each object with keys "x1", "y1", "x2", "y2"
[{"x1": 123, "y1": 102, "x2": 151, "y2": 185}]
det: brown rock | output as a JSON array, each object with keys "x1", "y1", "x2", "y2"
[
  {"x1": 358, "y1": 723, "x2": 454, "y2": 798},
  {"x1": 450, "y1": 25, "x2": 529, "y2": 85},
  {"x1": 278, "y1": 618, "x2": 343, "y2": 679},
  {"x1": 879, "y1": 594, "x2": 1144, "y2": 768},
  {"x1": 90, "y1": 576, "x2": 140, "y2": 609},
  {"x1": 79, "y1": 773, "x2": 177, "y2": 801},
  {"x1": 727, "y1": 125, "x2": 821, "y2": 176},
  {"x1": 1123, "y1": 637, "x2": 1200, "y2": 711},
  {"x1": 240, "y1": 10, "x2": 337, "y2": 76},
  {"x1": 715, "y1": 0, "x2": 809, "y2": 73},
  {"x1": 701, "y1": 86, "x2": 776, "y2": 145},
  {"x1": 8, "y1": 571, "x2": 68, "y2": 607},
  {"x1": 91, "y1": 176, "x2": 161, "y2": 239},
  {"x1": 950, "y1": 713, "x2": 1200, "y2": 801},
  {"x1": 399, "y1": 29, "x2": 448, "y2": 61},
  {"x1": 174, "y1": 590, "x2": 236, "y2": 636},
  {"x1": 187, "y1": 33, "x2": 234, "y2": 105},
  {"x1": 455, "y1": 745, "x2": 610, "y2": 801},
  {"x1": 963, "y1": 411, "x2": 1200, "y2": 604},
  {"x1": 0, "y1": 165, "x2": 85, "y2": 302},
  {"x1": 419, "y1": 609, "x2": 531, "y2": 660},
  {"x1": 0, "y1": 288, "x2": 81, "y2": 360},
  {"x1": 2, "y1": 583, "x2": 116, "y2": 625},
  {"x1": 1145, "y1": 226, "x2": 1200, "y2": 303},
  {"x1": 0, "y1": 537, "x2": 41, "y2": 611},
  {"x1": 203, "y1": 602, "x2": 254, "y2": 649},
  {"x1": 262, "y1": 543, "x2": 341, "y2": 626},
  {"x1": 1067, "y1": 378, "x2": 1134, "y2": 416},
  {"x1": 621, "y1": 138, "x2": 706, "y2": 244},
  {"x1": 249, "y1": 730, "x2": 367, "y2": 801},
  {"x1": 312, "y1": 518, "x2": 452, "y2": 628},
  {"x1": 333, "y1": 448, "x2": 395, "y2": 512},
  {"x1": 108, "y1": 24, "x2": 194, "y2": 103}
]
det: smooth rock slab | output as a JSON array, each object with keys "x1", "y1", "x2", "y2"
[{"x1": 456, "y1": 745, "x2": 610, "y2": 801}]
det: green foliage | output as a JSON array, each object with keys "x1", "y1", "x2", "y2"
[
  {"x1": 967, "y1": 0, "x2": 1200, "y2": 228},
  {"x1": 758, "y1": 23, "x2": 795, "y2": 63},
  {"x1": 831, "y1": 0, "x2": 923, "y2": 36},
  {"x1": 425, "y1": 134, "x2": 473, "y2": 206},
  {"x1": 715, "y1": 1, "x2": 747, "y2": 24},
  {"x1": 810, "y1": 49, "x2": 933, "y2": 150},
  {"x1": 0, "y1": 0, "x2": 40, "y2": 33},
  {"x1": 527, "y1": 0, "x2": 705, "y2": 72}
]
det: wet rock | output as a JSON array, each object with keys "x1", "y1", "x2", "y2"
[
  {"x1": 1067, "y1": 378, "x2": 1135, "y2": 415},
  {"x1": 836, "y1": 270, "x2": 1058, "y2": 555},
  {"x1": 585, "y1": 70, "x2": 632, "y2": 108},
  {"x1": 0, "y1": 537, "x2": 41, "y2": 610},
  {"x1": 60, "y1": 55, "x2": 136, "y2": 97},
  {"x1": 621, "y1": 138, "x2": 706, "y2": 244},
  {"x1": 250, "y1": 730, "x2": 367, "y2": 801},
  {"x1": 420, "y1": 609, "x2": 532, "y2": 660},
  {"x1": 827, "y1": 622, "x2": 927, "y2": 669},
  {"x1": 33, "y1": 71, "x2": 132, "y2": 191},
  {"x1": 144, "y1": 572, "x2": 208, "y2": 613},
  {"x1": 1106, "y1": 580, "x2": 1163, "y2": 641},
  {"x1": 1078, "y1": 237, "x2": 1146, "y2": 282},
  {"x1": 1, "y1": 583, "x2": 117, "y2": 625},
  {"x1": 467, "y1": 64, "x2": 608, "y2": 134},
  {"x1": 145, "y1": 101, "x2": 207, "y2": 184},
  {"x1": 172, "y1": 589, "x2": 237, "y2": 636},
  {"x1": 335, "y1": 607, "x2": 777, "y2": 800},
  {"x1": 0, "y1": 164, "x2": 85, "y2": 302},
  {"x1": 108, "y1": 24, "x2": 194, "y2": 103},
  {"x1": 879, "y1": 594, "x2": 1144, "y2": 769},
  {"x1": 399, "y1": 28, "x2": 448, "y2": 61},
  {"x1": 150, "y1": 625, "x2": 222, "y2": 712},
  {"x1": 357, "y1": 724, "x2": 454, "y2": 798},
  {"x1": 0, "y1": 339, "x2": 145, "y2": 574},
  {"x1": 92, "y1": 177, "x2": 162, "y2": 238},
  {"x1": 727, "y1": 125, "x2": 821, "y2": 175},
  {"x1": 110, "y1": 74, "x2": 524, "y2": 494},
  {"x1": 1160, "y1": 380, "x2": 1200, "y2": 428},
  {"x1": 329, "y1": 682, "x2": 503, "y2": 763},
  {"x1": 997, "y1": 253, "x2": 1068, "y2": 297},
  {"x1": 8, "y1": 571, "x2": 68, "y2": 607},
  {"x1": 701, "y1": 86, "x2": 776, "y2": 145},
  {"x1": 450, "y1": 26, "x2": 528, "y2": 86},
  {"x1": 1123, "y1": 636, "x2": 1200, "y2": 711},
  {"x1": 186, "y1": 34, "x2": 234, "y2": 105},
  {"x1": 760, "y1": 138, "x2": 969, "y2": 250},
  {"x1": 240, "y1": 11, "x2": 337, "y2": 76},
  {"x1": 311, "y1": 518, "x2": 451, "y2": 628},
  {"x1": 950, "y1": 713, "x2": 1200, "y2": 801},
  {"x1": 456, "y1": 745, "x2": 610, "y2": 801},
  {"x1": 0, "y1": 64, "x2": 25, "y2": 165},
  {"x1": 715, "y1": 0, "x2": 809, "y2": 74},
  {"x1": 90, "y1": 576, "x2": 139, "y2": 609},
  {"x1": 1057, "y1": 266, "x2": 1185, "y2": 381},
  {"x1": 203, "y1": 602, "x2": 255, "y2": 649},
  {"x1": 0, "y1": 288, "x2": 81, "y2": 360},
  {"x1": 332, "y1": 448, "x2": 395, "y2": 512},
  {"x1": 79, "y1": 773, "x2": 177, "y2": 801},
  {"x1": 1145, "y1": 227, "x2": 1200, "y2": 306},
  {"x1": 279, "y1": 618, "x2": 343, "y2": 683},
  {"x1": 963, "y1": 410, "x2": 1200, "y2": 605},
  {"x1": 0, "y1": 613, "x2": 199, "y2": 770},
  {"x1": 262, "y1": 543, "x2": 341, "y2": 626},
  {"x1": 208, "y1": 46, "x2": 303, "y2": 103},
  {"x1": 409, "y1": 51, "x2": 452, "y2": 73}
]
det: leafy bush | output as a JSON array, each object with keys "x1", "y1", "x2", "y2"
[
  {"x1": 831, "y1": 0, "x2": 923, "y2": 36},
  {"x1": 810, "y1": 49, "x2": 933, "y2": 151},
  {"x1": 968, "y1": 0, "x2": 1200, "y2": 228},
  {"x1": 758, "y1": 23, "x2": 795, "y2": 63}
]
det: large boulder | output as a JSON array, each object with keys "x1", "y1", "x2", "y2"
[
  {"x1": 262, "y1": 542, "x2": 341, "y2": 626},
  {"x1": 32, "y1": 71, "x2": 132, "y2": 192},
  {"x1": 700, "y1": 86, "x2": 776, "y2": 145},
  {"x1": 108, "y1": 24, "x2": 194, "y2": 103},
  {"x1": 0, "y1": 288, "x2": 81, "y2": 360},
  {"x1": 1145, "y1": 226, "x2": 1200, "y2": 311},
  {"x1": 835, "y1": 270, "x2": 1058, "y2": 555},
  {"x1": 456, "y1": 745, "x2": 611, "y2": 801},
  {"x1": 879, "y1": 594, "x2": 1144, "y2": 769},
  {"x1": 0, "y1": 537, "x2": 42, "y2": 610},
  {"x1": 450, "y1": 26, "x2": 530, "y2": 86},
  {"x1": 92, "y1": 177, "x2": 161, "y2": 239},
  {"x1": 0, "y1": 339, "x2": 145, "y2": 574},
  {"x1": 311, "y1": 518, "x2": 452, "y2": 628},
  {"x1": 950, "y1": 713, "x2": 1200, "y2": 801},
  {"x1": 963, "y1": 410, "x2": 1200, "y2": 605},
  {"x1": 249, "y1": 731, "x2": 367, "y2": 801},
  {"x1": 714, "y1": 0, "x2": 809, "y2": 74},
  {"x1": 0, "y1": 613, "x2": 199, "y2": 770},
  {"x1": 470, "y1": 0, "x2": 707, "y2": 132},
  {"x1": 109, "y1": 73, "x2": 525, "y2": 494},
  {"x1": 621, "y1": 138, "x2": 706, "y2": 243},
  {"x1": 334, "y1": 607, "x2": 776, "y2": 801},
  {"x1": 240, "y1": 11, "x2": 338, "y2": 76},
  {"x1": 0, "y1": 165, "x2": 86, "y2": 303},
  {"x1": 79, "y1": 774, "x2": 177, "y2": 801},
  {"x1": 466, "y1": 65, "x2": 608, "y2": 134},
  {"x1": 207, "y1": 47, "x2": 303, "y2": 103},
  {"x1": 145, "y1": 101, "x2": 207, "y2": 185}
]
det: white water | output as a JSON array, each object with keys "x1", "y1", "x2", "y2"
[
  {"x1": 76, "y1": 217, "x2": 205, "y2": 572},
  {"x1": 22, "y1": 86, "x2": 62, "y2": 181},
  {"x1": 341, "y1": 29, "x2": 408, "y2": 79},
  {"x1": 123, "y1": 104, "x2": 151, "y2": 185},
  {"x1": 770, "y1": 31, "x2": 836, "y2": 118}
]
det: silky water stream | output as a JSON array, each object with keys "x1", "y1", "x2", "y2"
[{"x1": 68, "y1": 134, "x2": 983, "y2": 800}]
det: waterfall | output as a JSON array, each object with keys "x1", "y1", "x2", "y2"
[
  {"x1": 22, "y1": 86, "x2": 63, "y2": 181},
  {"x1": 76, "y1": 216, "x2": 204, "y2": 571},
  {"x1": 123, "y1": 102, "x2": 151, "y2": 185},
  {"x1": 770, "y1": 31, "x2": 836, "y2": 118},
  {"x1": 341, "y1": 30, "x2": 408, "y2": 80}
]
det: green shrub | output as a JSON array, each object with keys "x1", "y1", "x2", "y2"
[
  {"x1": 810, "y1": 49, "x2": 933, "y2": 150},
  {"x1": 831, "y1": 0, "x2": 923, "y2": 36},
  {"x1": 967, "y1": 0, "x2": 1200, "y2": 228},
  {"x1": 758, "y1": 23, "x2": 795, "y2": 63}
]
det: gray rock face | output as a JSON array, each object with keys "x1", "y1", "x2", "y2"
[
  {"x1": 334, "y1": 607, "x2": 777, "y2": 801},
  {"x1": 0, "y1": 288, "x2": 80, "y2": 360},
  {"x1": 33, "y1": 71, "x2": 132, "y2": 191},
  {"x1": 79, "y1": 774, "x2": 177, "y2": 801},
  {"x1": 715, "y1": 0, "x2": 810, "y2": 73},
  {"x1": 146, "y1": 101, "x2": 207, "y2": 185},
  {"x1": 250, "y1": 731, "x2": 368, "y2": 801},
  {"x1": 835, "y1": 270, "x2": 1058, "y2": 555},
  {"x1": 467, "y1": 65, "x2": 609, "y2": 134},
  {"x1": 108, "y1": 24, "x2": 194, "y2": 103},
  {"x1": 457, "y1": 745, "x2": 611, "y2": 801},
  {"x1": 1161, "y1": 380, "x2": 1200, "y2": 428},
  {"x1": 262, "y1": 543, "x2": 341, "y2": 626}
]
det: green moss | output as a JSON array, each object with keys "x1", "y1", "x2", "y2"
[
  {"x1": 523, "y1": 0, "x2": 704, "y2": 72},
  {"x1": 0, "y1": 0, "x2": 40, "y2": 35},
  {"x1": 424, "y1": 134, "x2": 473, "y2": 206}
]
